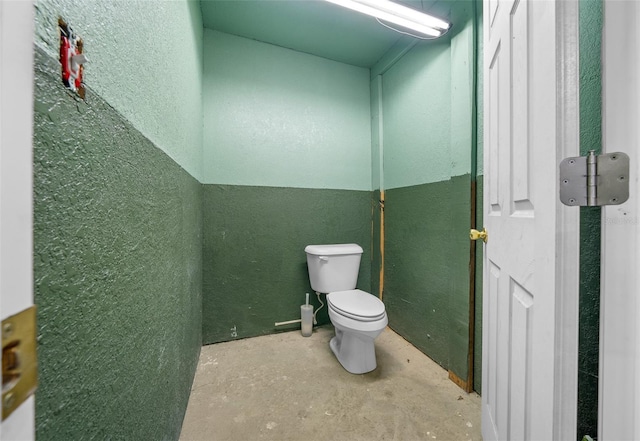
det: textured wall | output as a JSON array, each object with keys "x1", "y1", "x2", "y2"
[
  {"x1": 371, "y1": 7, "x2": 477, "y2": 384},
  {"x1": 202, "y1": 30, "x2": 371, "y2": 190},
  {"x1": 33, "y1": 47, "x2": 202, "y2": 440},
  {"x1": 34, "y1": 0, "x2": 204, "y2": 181},
  {"x1": 384, "y1": 176, "x2": 470, "y2": 377},
  {"x1": 200, "y1": 30, "x2": 374, "y2": 344},
  {"x1": 202, "y1": 185, "x2": 372, "y2": 344},
  {"x1": 381, "y1": 41, "x2": 452, "y2": 190},
  {"x1": 474, "y1": 176, "x2": 483, "y2": 393},
  {"x1": 450, "y1": 16, "x2": 474, "y2": 178},
  {"x1": 371, "y1": 190, "x2": 382, "y2": 300},
  {"x1": 577, "y1": 0, "x2": 603, "y2": 438},
  {"x1": 371, "y1": 76, "x2": 383, "y2": 191}
]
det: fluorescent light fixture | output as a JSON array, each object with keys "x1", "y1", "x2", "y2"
[{"x1": 325, "y1": 0, "x2": 451, "y2": 38}]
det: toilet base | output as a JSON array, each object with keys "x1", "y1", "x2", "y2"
[{"x1": 329, "y1": 326, "x2": 380, "y2": 374}]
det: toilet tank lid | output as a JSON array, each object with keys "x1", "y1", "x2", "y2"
[{"x1": 304, "y1": 243, "x2": 363, "y2": 256}]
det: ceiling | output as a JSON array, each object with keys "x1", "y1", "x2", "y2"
[{"x1": 200, "y1": 0, "x2": 442, "y2": 68}]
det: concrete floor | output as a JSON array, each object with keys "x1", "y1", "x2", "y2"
[{"x1": 180, "y1": 326, "x2": 481, "y2": 441}]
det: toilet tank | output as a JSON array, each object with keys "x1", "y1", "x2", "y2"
[{"x1": 304, "y1": 244, "x2": 363, "y2": 293}]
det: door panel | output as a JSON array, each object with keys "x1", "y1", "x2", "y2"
[
  {"x1": 509, "y1": 279, "x2": 533, "y2": 441},
  {"x1": 485, "y1": 262, "x2": 500, "y2": 438},
  {"x1": 510, "y1": 0, "x2": 533, "y2": 214},
  {"x1": 488, "y1": 45, "x2": 501, "y2": 214},
  {"x1": 481, "y1": 0, "x2": 577, "y2": 439}
]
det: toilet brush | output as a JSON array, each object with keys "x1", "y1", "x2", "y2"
[{"x1": 300, "y1": 293, "x2": 313, "y2": 337}]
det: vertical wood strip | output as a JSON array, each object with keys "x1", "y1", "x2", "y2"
[
  {"x1": 467, "y1": 180, "x2": 477, "y2": 394},
  {"x1": 379, "y1": 190, "x2": 385, "y2": 301}
]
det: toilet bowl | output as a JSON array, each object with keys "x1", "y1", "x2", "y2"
[
  {"x1": 304, "y1": 243, "x2": 388, "y2": 375},
  {"x1": 327, "y1": 289, "x2": 388, "y2": 374}
]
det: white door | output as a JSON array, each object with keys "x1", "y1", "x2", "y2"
[
  {"x1": 482, "y1": 0, "x2": 580, "y2": 439},
  {"x1": 0, "y1": 0, "x2": 36, "y2": 439},
  {"x1": 600, "y1": 0, "x2": 640, "y2": 439}
]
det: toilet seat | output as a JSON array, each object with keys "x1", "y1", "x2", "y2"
[{"x1": 327, "y1": 289, "x2": 386, "y2": 322}]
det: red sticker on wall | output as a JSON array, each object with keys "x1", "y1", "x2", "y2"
[{"x1": 59, "y1": 18, "x2": 87, "y2": 99}]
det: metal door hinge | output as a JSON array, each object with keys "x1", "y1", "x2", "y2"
[
  {"x1": 2, "y1": 306, "x2": 37, "y2": 421},
  {"x1": 560, "y1": 150, "x2": 629, "y2": 206}
]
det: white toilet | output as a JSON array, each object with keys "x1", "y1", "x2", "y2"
[{"x1": 304, "y1": 244, "x2": 388, "y2": 374}]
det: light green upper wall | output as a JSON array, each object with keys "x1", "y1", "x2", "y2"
[
  {"x1": 202, "y1": 30, "x2": 372, "y2": 190},
  {"x1": 34, "y1": 0, "x2": 204, "y2": 181},
  {"x1": 374, "y1": 6, "x2": 476, "y2": 190},
  {"x1": 370, "y1": 76, "x2": 383, "y2": 191},
  {"x1": 450, "y1": 15, "x2": 474, "y2": 177},
  {"x1": 381, "y1": 40, "x2": 452, "y2": 189}
]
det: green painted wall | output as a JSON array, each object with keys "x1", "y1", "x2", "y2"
[
  {"x1": 384, "y1": 176, "x2": 470, "y2": 376},
  {"x1": 381, "y1": 40, "x2": 452, "y2": 189},
  {"x1": 371, "y1": 76, "x2": 383, "y2": 191},
  {"x1": 378, "y1": 3, "x2": 474, "y2": 190},
  {"x1": 450, "y1": 13, "x2": 475, "y2": 179},
  {"x1": 578, "y1": 0, "x2": 602, "y2": 438},
  {"x1": 33, "y1": 47, "x2": 202, "y2": 440},
  {"x1": 34, "y1": 0, "x2": 204, "y2": 181},
  {"x1": 202, "y1": 30, "x2": 371, "y2": 190},
  {"x1": 371, "y1": 3, "x2": 478, "y2": 384},
  {"x1": 474, "y1": 176, "x2": 483, "y2": 393},
  {"x1": 202, "y1": 185, "x2": 372, "y2": 343},
  {"x1": 371, "y1": 190, "x2": 382, "y2": 300},
  {"x1": 200, "y1": 30, "x2": 375, "y2": 344}
]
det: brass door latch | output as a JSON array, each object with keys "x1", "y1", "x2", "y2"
[
  {"x1": 470, "y1": 228, "x2": 488, "y2": 243},
  {"x1": 2, "y1": 306, "x2": 37, "y2": 421}
]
